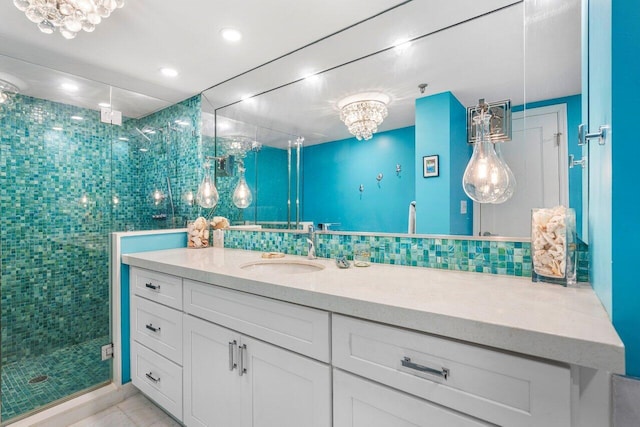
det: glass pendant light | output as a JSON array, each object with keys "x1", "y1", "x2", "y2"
[
  {"x1": 491, "y1": 142, "x2": 516, "y2": 204},
  {"x1": 462, "y1": 112, "x2": 511, "y2": 203},
  {"x1": 232, "y1": 165, "x2": 253, "y2": 209},
  {"x1": 196, "y1": 161, "x2": 219, "y2": 209}
]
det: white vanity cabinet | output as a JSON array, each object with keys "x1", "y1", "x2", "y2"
[
  {"x1": 123, "y1": 254, "x2": 617, "y2": 427},
  {"x1": 332, "y1": 314, "x2": 572, "y2": 427},
  {"x1": 129, "y1": 267, "x2": 184, "y2": 422},
  {"x1": 182, "y1": 279, "x2": 332, "y2": 427}
]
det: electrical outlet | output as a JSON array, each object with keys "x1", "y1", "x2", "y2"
[{"x1": 101, "y1": 343, "x2": 114, "y2": 360}]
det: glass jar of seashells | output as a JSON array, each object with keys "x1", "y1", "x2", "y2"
[
  {"x1": 531, "y1": 206, "x2": 577, "y2": 286},
  {"x1": 187, "y1": 216, "x2": 210, "y2": 248}
]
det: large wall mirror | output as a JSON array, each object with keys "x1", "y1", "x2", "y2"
[{"x1": 202, "y1": 0, "x2": 582, "y2": 240}]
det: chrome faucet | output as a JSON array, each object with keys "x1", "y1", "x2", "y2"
[{"x1": 307, "y1": 224, "x2": 316, "y2": 259}]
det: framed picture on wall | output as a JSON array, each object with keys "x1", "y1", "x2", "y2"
[{"x1": 423, "y1": 155, "x2": 439, "y2": 178}]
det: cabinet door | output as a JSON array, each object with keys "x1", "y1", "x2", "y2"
[
  {"x1": 183, "y1": 315, "x2": 241, "y2": 427},
  {"x1": 240, "y1": 335, "x2": 331, "y2": 427},
  {"x1": 334, "y1": 370, "x2": 493, "y2": 427}
]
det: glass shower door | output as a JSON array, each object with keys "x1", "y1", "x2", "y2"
[{"x1": 0, "y1": 93, "x2": 113, "y2": 424}]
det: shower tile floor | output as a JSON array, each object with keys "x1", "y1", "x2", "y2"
[{"x1": 1, "y1": 336, "x2": 111, "y2": 423}]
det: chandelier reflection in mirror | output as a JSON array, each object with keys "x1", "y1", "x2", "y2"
[
  {"x1": 220, "y1": 135, "x2": 262, "y2": 158},
  {"x1": 196, "y1": 161, "x2": 219, "y2": 209},
  {"x1": 0, "y1": 79, "x2": 19, "y2": 111},
  {"x1": 13, "y1": 0, "x2": 125, "y2": 39},
  {"x1": 462, "y1": 100, "x2": 516, "y2": 204},
  {"x1": 233, "y1": 161, "x2": 253, "y2": 209},
  {"x1": 338, "y1": 92, "x2": 389, "y2": 141}
]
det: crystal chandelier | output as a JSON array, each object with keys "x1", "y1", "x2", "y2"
[
  {"x1": 13, "y1": 0, "x2": 125, "y2": 39},
  {"x1": 338, "y1": 92, "x2": 389, "y2": 141},
  {"x1": 0, "y1": 79, "x2": 19, "y2": 108}
]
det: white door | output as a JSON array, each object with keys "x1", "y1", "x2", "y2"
[
  {"x1": 333, "y1": 370, "x2": 492, "y2": 427},
  {"x1": 183, "y1": 315, "x2": 242, "y2": 427},
  {"x1": 240, "y1": 334, "x2": 332, "y2": 427},
  {"x1": 474, "y1": 104, "x2": 568, "y2": 237}
]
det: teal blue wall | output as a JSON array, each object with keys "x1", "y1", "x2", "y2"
[
  {"x1": 610, "y1": 0, "x2": 640, "y2": 377},
  {"x1": 513, "y1": 95, "x2": 583, "y2": 234},
  {"x1": 415, "y1": 92, "x2": 472, "y2": 235},
  {"x1": 587, "y1": 0, "x2": 640, "y2": 376},
  {"x1": 587, "y1": 0, "x2": 613, "y2": 317},
  {"x1": 120, "y1": 232, "x2": 187, "y2": 383},
  {"x1": 303, "y1": 127, "x2": 415, "y2": 232}
]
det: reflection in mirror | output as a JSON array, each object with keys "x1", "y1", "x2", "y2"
[
  {"x1": 0, "y1": 53, "x2": 206, "y2": 232},
  {"x1": 202, "y1": 109, "x2": 304, "y2": 229},
  {"x1": 205, "y1": 0, "x2": 581, "y2": 239}
]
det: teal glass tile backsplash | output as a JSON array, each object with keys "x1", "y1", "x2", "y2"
[{"x1": 225, "y1": 230, "x2": 589, "y2": 282}]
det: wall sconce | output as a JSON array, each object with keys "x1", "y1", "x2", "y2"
[{"x1": 462, "y1": 99, "x2": 516, "y2": 204}]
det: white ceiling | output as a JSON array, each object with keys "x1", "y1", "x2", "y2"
[
  {"x1": 0, "y1": 0, "x2": 581, "y2": 141},
  {"x1": 0, "y1": 0, "x2": 403, "y2": 115}
]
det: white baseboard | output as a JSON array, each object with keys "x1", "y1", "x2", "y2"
[{"x1": 6, "y1": 382, "x2": 137, "y2": 427}]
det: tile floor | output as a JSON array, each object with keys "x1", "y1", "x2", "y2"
[
  {"x1": 69, "y1": 393, "x2": 180, "y2": 427},
  {"x1": 1, "y1": 337, "x2": 111, "y2": 421}
]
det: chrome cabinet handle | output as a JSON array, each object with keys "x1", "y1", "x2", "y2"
[
  {"x1": 401, "y1": 357, "x2": 449, "y2": 380},
  {"x1": 238, "y1": 344, "x2": 247, "y2": 376},
  {"x1": 145, "y1": 282, "x2": 160, "y2": 291},
  {"x1": 145, "y1": 372, "x2": 160, "y2": 383},
  {"x1": 229, "y1": 341, "x2": 237, "y2": 371},
  {"x1": 145, "y1": 323, "x2": 160, "y2": 333}
]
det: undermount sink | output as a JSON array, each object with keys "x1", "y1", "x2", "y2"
[{"x1": 240, "y1": 259, "x2": 325, "y2": 274}]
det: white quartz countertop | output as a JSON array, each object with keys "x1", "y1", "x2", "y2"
[{"x1": 122, "y1": 247, "x2": 624, "y2": 373}]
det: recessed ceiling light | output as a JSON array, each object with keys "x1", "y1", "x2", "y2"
[
  {"x1": 99, "y1": 102, "x2": 111, "y2": 108},
  {"x1": 61, "y1": 83, "x2": 78, "y2": 91},
  {"x1": 52, "y1": 126, "x2": 63, "y2": 131},
  {"x1": 304, "y1": 73, "x2": 320, "y2": 83},
  {"x1": 160, "y1": 67, "x2": 179, "y2": 78},
  {"x1": 71, "y1": 115, "x2": 83, "y2": 120},
  {"x1": 220, "y1": 28, "x2": 242, "y2": 42},
  {"x1": 240, "y1": 94, "x2": 252, "y2": 101},
  {"x1": 393, "y1": 38, "x2": 412, "y2": 54}
]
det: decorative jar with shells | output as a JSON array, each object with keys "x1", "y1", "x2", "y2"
[
  {"x1": 531, "y1": 206, "x2": 577, "y2": 286},
  {"x1": 187, "y1": 216, "x2": 210, "y2": 249}
]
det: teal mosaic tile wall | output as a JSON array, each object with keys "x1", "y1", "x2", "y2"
[
  {"x1": 224, "y1": 229, "x2": 590, "y2": 282},
  {"x1": 1, "y1": 95, "x2": 114, "y2": 365},
  {"x1": 0, "y1": 93, "x2": 207, "y2": 367}
]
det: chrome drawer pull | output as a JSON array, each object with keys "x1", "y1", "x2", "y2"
[
  {"x1": 145, "y1": 372, "x2": 160, "y2": 383},
  {"x1": 145, "y1": 282, "x2": 160, "y2": 291},
  {"x1": 229, "y1": 340, "x2": 237, "y2": 371},
  {"x1": 238, "y1": 344, "x2": 247, "y2": 377},
  {"x1": 145, "y1": 323, "x2": 160, "y2": 333},
  {"x1": 401, "y1": 357, "x2": 449, "y2": 380}
]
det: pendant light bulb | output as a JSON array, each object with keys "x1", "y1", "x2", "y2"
[
  {"x1": 233, "y1": 166, "x2": 253, "y2": 209},
  {"x1": 491, "y1": 142, "x2": 516, "y2": 204},
  {"x1": 196, "y1": 161, "x2": 219, "y2": 209},
  {"x1": 462, "y1": 112, "x2": 511, "y2": 203}
]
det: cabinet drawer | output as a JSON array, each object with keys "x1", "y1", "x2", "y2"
[
  {"x1": 184, "y1": 279, "x2": 330, "y2": 362},
  {"x1": 130, "y1": 267, "x2": 182, "y2": 309},
  {"x1": 334, "y1": 369, "x2": 492, "y2": 427},
  {"x1": 132, "y1": 295, "x2": 183, "y2": 364},
  {"x1": 131, "y1": 342, "x2": 183, "y2": 422},
  {"x1": 332, "y1": 315, "x2": 571, "y2": 427}
]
